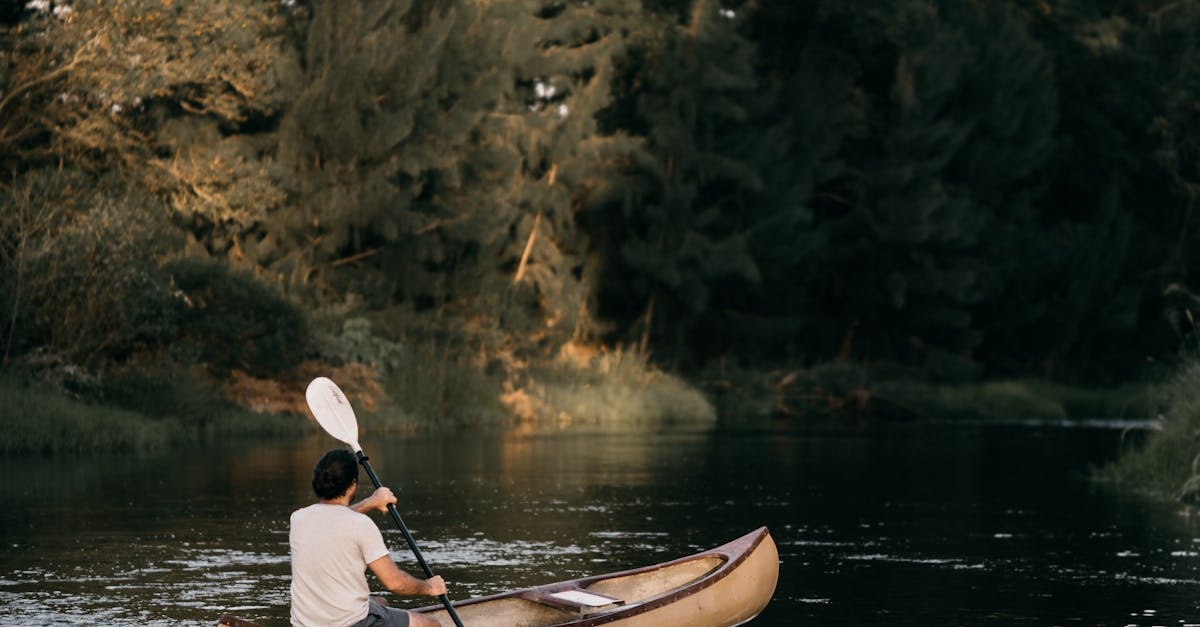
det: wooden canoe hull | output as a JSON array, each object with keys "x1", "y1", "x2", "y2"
[{"x1": 414, "y1": 526, "x2": 778, "y2": 627}]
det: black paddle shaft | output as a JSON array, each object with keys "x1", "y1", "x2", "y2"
[{"x1": 356, "y1": 451, "x2": 465, "y2": 627}]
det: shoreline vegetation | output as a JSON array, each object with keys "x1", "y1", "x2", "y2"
[
  {"x1": 1, "y1": 355, "x2": 1164, "y2": 457},
  {"x1": 2, "y1": 0, "x2": 1198, "y2": 507},
  {"x1": 1096, "y1": 361, "x2": 1200, "y2": 503}
]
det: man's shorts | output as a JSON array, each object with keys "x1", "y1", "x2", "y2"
[{"x1": 351, "y1": 599, "x2": 411, "y2": 627}]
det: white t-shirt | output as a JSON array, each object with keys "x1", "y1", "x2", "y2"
[{"x1": 290, "y1": 503, "x2": 391, "y2": 627}]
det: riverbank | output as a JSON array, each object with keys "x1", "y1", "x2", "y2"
[
  {"x1": 700, "y1": 362, "x2": 1161, "y2": 424},
  {"x1": 1095, "y1": 360, "x2": 1200, "y2": 501},
  {"x1": 0, "y1": 376, "x2": 303, "y2": 455},
  {"x1": 0, "y1": 345, "x2": 720, "y2": 454},
  {"x1": 1, "y1": 357, "x2": 1163, "y2": 455}
]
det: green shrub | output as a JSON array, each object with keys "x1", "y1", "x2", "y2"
[
  {"x1": 533, "y1": 347, "x2": 717, "y2": 429},
  {"x1": 165, "y1": 256, "x2": 310, "y2": 376},
  {"x1": 99, "y1": 362, "x2": 230, "y2": 423},
  {"x1": 0, "y1": 376, "x2": 173, "y2": 455},
  {"x1": 871, "y1": 379, "x2": 1066, "y2": 421},
  {"x1": 1, "y1": 170, "x2": 182, "y2": 369},
  {"x1": 0, "y1": 373, "x2": 306, "y2": 455},
  {"x1": 1098, "y1": 362, "x2": 1200, "y2": 498},
  {"x1": 377, "y1": 336, "x2": 507, "y2": 429}
]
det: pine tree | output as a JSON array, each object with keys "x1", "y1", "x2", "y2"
[
  {"x1": 431, "y1": 0, "x2": 646, "y2": 345},
  {"x1": 992, "y1": 0, "x2": 1182, "y2": 380},
  {"x1": 266, "y1": 0, "x2": 645, "y2": 356},
  {"x1": 266, "y1": 0, "x2": 470, "y2": 292},
  {"x1": 1145, "y1": 1, "x2": 1200, "y2": 363},
  {"x1": 788, "y1": 1, "x2": 1058, "y2": 375},
  {"x1": 723, "y1": 1, "x2": 864, "y2": 363},
  {"x1": 581, "y1": 0, "x2": 764, "y2": 360}
]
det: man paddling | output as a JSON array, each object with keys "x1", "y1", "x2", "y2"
[{"x1": 291, "y1": 449, "x2": 447, "y2": 627}]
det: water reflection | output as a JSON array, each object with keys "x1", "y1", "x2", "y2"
[{"x1": 0, "y1": 421, "x2": 1198, "y2": 625}]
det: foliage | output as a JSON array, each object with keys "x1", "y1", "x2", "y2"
[
  {"x1": 586, "y1": 0, "x2": 768, "y2": 359},
  {"x1": 154, "y1": 119, "x2": 289, "y2": 251},
  {"x1": 0, "y1": 168, "x2": 183, "y2": 371},
  {"x1": 3, "y1": 0, "x2": 1200, "y2": 439},
  {"x1": 769, "y1": 1, "x2": 1061, "y2": 370},
  {"x1": 0, "y1": 0, "x2": 296, "y2": 168},
  {"x1": 510, "y1": 345, "x2": 717, "y2": 429},
  {"x1": 98, "y1": 361, "x2": 232, "y2": 422},
  {"x1": 268, "y1": 0, "x2": 643, "y2": 354},
  {"x1": 267, "y1": 0, "x2": 475, "y2": 289},
  {"x1": 0, "y1": 373, "x2": 307, "y2": 455},
  {"x1": 0, "y1": 375, "x2": 173, "y2": 454},
  {"x1": 164, "y1": 255, "x2": 309, "y2": 376},
  {"x1": 1097, "y1": 360, "x2": 1200, "y2": 500},
  {"x1": 376, "y1": 336, "x2": 509, "y2": 430}
]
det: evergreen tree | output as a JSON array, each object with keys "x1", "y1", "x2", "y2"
[
  {"x1": 785, "y1": 1, "x2": 1057, "y2": 376},
  {"x1": 431, "y1": 0, "x2": 645, "y2": 346},
  {"x1": 583, "y1": 0, "x2": 765, "y2": 361},
  {"x1": 269, "y1": 0, "x2": 644, "y2": 356},
  {"x1": 1144, "y1": 1, "x2": 1200, "y2": 363},
  {"x1": 5, "y1": 0, "x2": 1198, "y2": 392},
  {"x1": 267, "y1": 0, "x2": 471, "y2": 295},
  {"x1": 997, "y1": 0, "x2": 1181, "y2": 381}
]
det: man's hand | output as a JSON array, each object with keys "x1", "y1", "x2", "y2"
[
  {"x1": 423, "y1": 575, "x2": 448, "y2": 597},
  {"x1": 353, "y1": 487, "x2": 397, "y2": 514}
]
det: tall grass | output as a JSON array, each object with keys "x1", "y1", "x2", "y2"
[
  {"x1": 372, "y1": 337, "x2": 509, "y2": 431},
  {"x1": 0, "y1": 377, "x2": 173, "y2": 454},
  {"x1": 0, "y1": 374, "x2": 306, "y2": 455},
  {"x1": 368, "y1": 342, "x2": 715, "y2": 432},
  {"x1": 1096, "y1": 362, "x2": 1200, "y2": 499},
  {"x1": 872, "y1": 378, "x2": 1156, "y2": 421},
  {"x1": 340, "y1": 310, "x2": 716, "y2": 432},
  {"x1": 534, "y1": 347, "x2": 716, "y2": 429}
]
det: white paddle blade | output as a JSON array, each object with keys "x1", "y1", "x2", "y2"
[{"x1": 305, "y1": 377, "x2": 362, "y2": 452}]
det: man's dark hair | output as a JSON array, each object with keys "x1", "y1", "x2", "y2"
[{"x1": 312, "y1": 449, "x2": 359, "y2": 499}]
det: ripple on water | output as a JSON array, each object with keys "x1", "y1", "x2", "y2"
[{"x1": 843, "y1": 553, "x2": 979, "y2": 567}]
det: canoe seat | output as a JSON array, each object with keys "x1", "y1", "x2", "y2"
[{"x1": 519, "y1": 587, "x2": 625, "y2": 614}]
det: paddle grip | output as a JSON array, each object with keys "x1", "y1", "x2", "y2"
[{"x1": 357, "y1": 452, "x2": 466, "y2": 627}]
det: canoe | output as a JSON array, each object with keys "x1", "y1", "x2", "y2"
[{"x1": 218, "y1": 526, "x2": 778, "y2": 627}]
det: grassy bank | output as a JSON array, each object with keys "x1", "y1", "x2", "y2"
[
  {"x1": 868, "y1": 378, "x2": 1158, "y2": 422},
  {"x1": 5, "y1": 344, "x2": 1162, "y2": 455},
  {"x1": 354, "y1": 342, "x2": 716, "y2": 434},
  {"x1": 1096, "y1": 361, "x2": 1200, "y2": 501},
  {"x1": 0, "y1": 376, "x2": 305, "y2": 455},
  {"x1": 701, "y1": 361, "x2": 1160, "y2": 423},
  {"x1": 1, "y1": 378, "x2": 173, "y2": 454},
  {"x1": 0, "y1": 341, "x2": 719, "y2": 454}
]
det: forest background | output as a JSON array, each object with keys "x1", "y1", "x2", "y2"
[{"x1": 2, "y1": 0, "x2": 1200, "y2": 471}]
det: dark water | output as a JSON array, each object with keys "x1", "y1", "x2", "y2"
[{"x1": 2, "y1": 420, "x2": 1199, "y2": 626}]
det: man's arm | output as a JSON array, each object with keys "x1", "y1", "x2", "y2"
[
  {"x1": 351, "y1": 487, "x2": 396, "y2": 515},
  {"x1": 354, "y1": 487, "x2": 449, "y2": 598},
  {"x1": 367, "y1": 556, "x2": 448, "y2": 598}
]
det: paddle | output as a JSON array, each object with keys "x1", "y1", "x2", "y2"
[{"x1": 305, "y1": 376, "x2": 465, "y2": 627}]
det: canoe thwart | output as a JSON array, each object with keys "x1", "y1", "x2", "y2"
[{"x1": 520, "y1": 586, "x2": 626, "y2": 614}]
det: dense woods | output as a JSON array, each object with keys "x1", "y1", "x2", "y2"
[{"x1": 1, "y1": 0, "x2": 1199, "y2": 426}]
